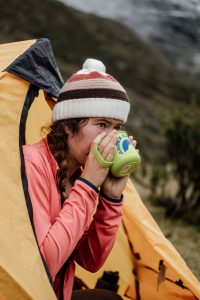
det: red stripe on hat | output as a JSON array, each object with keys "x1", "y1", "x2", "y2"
[{"x1": 68, "y1": 72, "x2": 117, "y2": 82}]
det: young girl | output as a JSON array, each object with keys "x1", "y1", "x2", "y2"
[{"x1": 23, "y1": 58, "x2": 133, "y2": 300}]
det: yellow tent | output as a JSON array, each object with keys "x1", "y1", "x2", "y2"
[{"x1": 0, "y1": 39, "x2": 200, "y2": 300}]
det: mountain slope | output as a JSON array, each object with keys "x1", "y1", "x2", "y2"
[
  {"x1": 1, "y1": 0, "x2": 199, "y2": 159},
  {"x1": 60, "y1": 0, "x2": 200, "y2": 79}
]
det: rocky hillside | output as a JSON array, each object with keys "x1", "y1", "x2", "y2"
[
  {"x1": 1, "y1": 0, "x2": 200, "y2": 160},
  {"x1": 61, "y1": 0, "x2": 200, "y2": 80}
]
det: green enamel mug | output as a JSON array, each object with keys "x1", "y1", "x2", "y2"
[{"x1": 93, "y1": 131, "x2": 141, "y2": 177}]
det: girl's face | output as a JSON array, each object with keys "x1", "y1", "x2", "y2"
[{"x1": 66, "y1": 117, "x2": 123, "y2": 168}]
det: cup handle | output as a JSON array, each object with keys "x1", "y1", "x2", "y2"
[{"x1": 93, "y1": 145, "x2": 113, "y2": 168}]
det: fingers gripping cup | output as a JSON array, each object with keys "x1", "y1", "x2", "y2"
[
  {"x1": 93, "y1": 131, "x2": 141, "y2": 177},
  {"x1": 112, "y1": 131, "x2": 141, "y2": 176}
]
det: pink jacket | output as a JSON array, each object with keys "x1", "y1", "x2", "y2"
[{"x1": 23, "y1": 138, "x2": 123, "y2": 300}]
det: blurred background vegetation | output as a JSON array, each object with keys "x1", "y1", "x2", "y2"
[{"x1": 0, "y1": 0, "x2": 199, "y2": 278}]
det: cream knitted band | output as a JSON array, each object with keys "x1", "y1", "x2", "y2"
[
  {"x1": 52, "y1": 98, "x2": 130, "y2": 123},
  {"x1": 52, "y1": 58, "x2": 130, "y2": 123}
]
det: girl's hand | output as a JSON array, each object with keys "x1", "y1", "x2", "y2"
[
  {"x1": 81, "y1": 130, "x2": 117, "y2": 188},
  {"x1": 101, "y1": 173, "x2": 129, "y2": 199}
]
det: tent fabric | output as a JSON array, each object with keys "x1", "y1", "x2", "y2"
[
  {"x1": 0, "y1": 39, "x2": 61, "y2": 300},
  {"x1": 0, "y1": 39, "x2": 200, "y2": 300},
  {"x1": 5, "y1": 38, "x2": 63, "y2": 98},
  {"x1": 123, "y1": 181, "x2": 200, "y2": 299}
]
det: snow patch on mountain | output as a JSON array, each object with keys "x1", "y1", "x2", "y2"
[{"x1": 59, "y1": 0, "x2": 200, "y2": 78}]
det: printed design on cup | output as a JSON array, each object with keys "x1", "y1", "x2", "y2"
[
  {"x1": 120, "y1": 162, "x2": 135, "y2": 174},
  {"x1": 116, "y1": 132, "x2": 131, "y2": 154},
  {"x1": 122, "y1": 139, "x2": 131, "y2": 152}
]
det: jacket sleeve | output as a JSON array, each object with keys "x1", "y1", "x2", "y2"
[
  {"x1": 74, "y1": 194, "x2": 123, "y2": 272},
  {"x1": 24, "y1": 153, "x2": 98, "y2": 280}
]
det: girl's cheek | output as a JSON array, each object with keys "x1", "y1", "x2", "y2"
[{"x1": 96, "y1": 127, "x2": 104, "y2": 133}]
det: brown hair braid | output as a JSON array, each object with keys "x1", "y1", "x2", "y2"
[{"x1": 46, "y1": 118, "x2": 88, "y2": 204}]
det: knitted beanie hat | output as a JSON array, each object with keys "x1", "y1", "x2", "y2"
[{"x1": 52, "y1": 58, "x2": 130, "y2": 123}]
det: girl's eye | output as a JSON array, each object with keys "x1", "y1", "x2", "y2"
[
  {"x1": 115, "y1": 125, "x2": 123, "y2": 131},
  {"x1": 97, "y1": 123, "x2": 106, "y2": 129}
]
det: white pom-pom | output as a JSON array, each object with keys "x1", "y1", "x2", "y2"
[{"x1": 82, "y1": 58, "x2": 106, "y2": 73}]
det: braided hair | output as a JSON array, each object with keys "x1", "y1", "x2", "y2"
[{"x1": 47, "y1": 118, "x2": 88, "y2": 204}]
